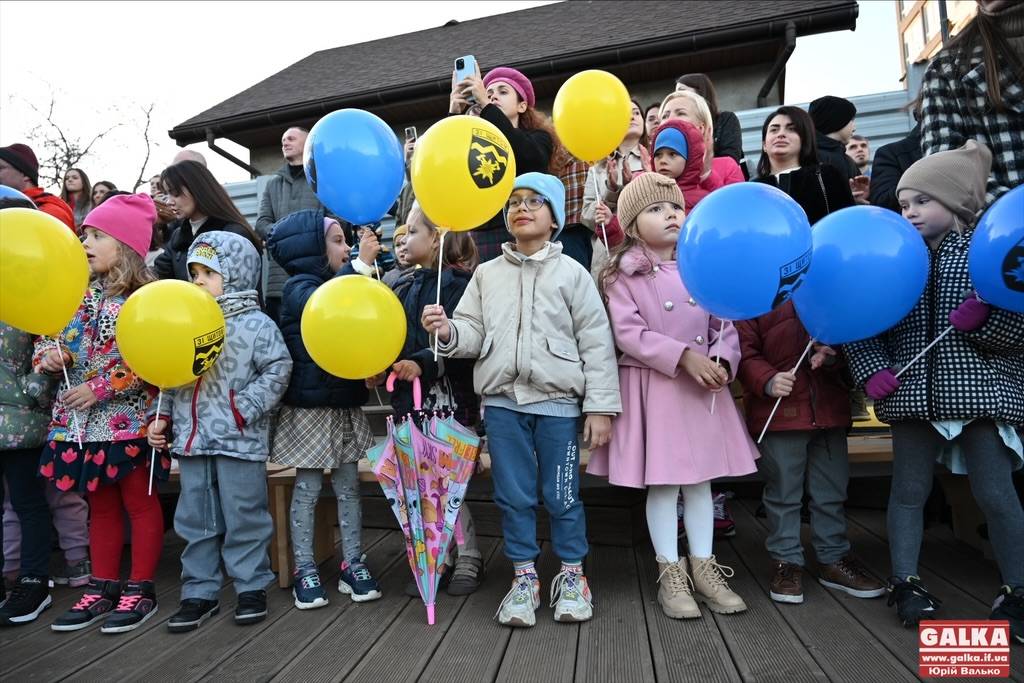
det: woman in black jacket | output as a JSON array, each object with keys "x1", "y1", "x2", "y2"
[{"x1": 155, "y1": 161, "x2": 264, "y2": 283}]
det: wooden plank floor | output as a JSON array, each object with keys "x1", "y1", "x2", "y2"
[{"x1": 5, "y1": 501, "x2": 1021, "y2": 683}]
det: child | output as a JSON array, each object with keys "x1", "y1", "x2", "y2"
[
  {"x1": 587, "y1": 172, "x2": 758, "y2": 619},
  {"x1": 265, "y1": 210, "x2": 381, "y2": 608},
  {"x1": 736, "y1": 305, "x2": 885, "y2": 605},
  {"x1": 381, "y1": 224, "x2": 414, "y2": 288},
  {"x1": 379, "y1": 202, "x2": 485, "y2": 596},
  {"x1": 845, "y1": 141, "x2": 1024, "y2": 639},
  {"x1": 423, "y1": 172, "x2": 621, "y2": 627},
  {"x1": 148, "y1": 231, "x2": 291, "y2": 631},
  {"x1": 3, "y1": 485, "x2": 91, "y2": 587},
  {"x1": 34, "y1": 194, "x2": 167, "y2": 634}
]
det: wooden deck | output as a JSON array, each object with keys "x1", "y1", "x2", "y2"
[{"x1": 3, "y1": 499, "x2": 1021, "y2": 683}]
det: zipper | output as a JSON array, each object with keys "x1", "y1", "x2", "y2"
[{"x1": 184, "y1": 376, "x2": 203, "y2": 454}]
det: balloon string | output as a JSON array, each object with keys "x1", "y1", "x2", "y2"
[
  {"x1": 894, "y1": 325, "x2": 953, "y2": 379},
  {"x1": 433, "y1": 229, "x2": 447, "y2": 361},
  {"x1": 710, "y1": 318, "x2": 726, "y2": 415},
  {"x1": 757, "y1": 338, "x2": 815, "y2": 444},
  {"x1": 593, "y1": 171, "x2": 609, "y2": 253},
  {"x1": 148, "y1": 389, "x2": 163, "y2": 496},
  {"x1": 56, "y1": 339, "x2": 83, "y2": 450}
]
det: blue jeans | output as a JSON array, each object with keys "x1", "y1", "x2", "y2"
[{"x1": 485, "y1": 407, "x2": 587, "y2": 564}]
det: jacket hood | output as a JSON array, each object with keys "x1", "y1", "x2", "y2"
[
  {"x1": 187, "y1": 230, "x2": 261, "y2": 294},
  {"x1": 648, "y1": 120, "x2": 707, "y2": 210},
  {"x1": 618, "y1": 244, "x2": 668, "y2": 276},
  {"x1": 499, "y1": 240, "x2": 564, "y2": 266},
  {"x1": 266, "y1": 208, "x2": 334, "y2": 279}
]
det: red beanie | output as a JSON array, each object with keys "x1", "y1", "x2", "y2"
[
  {"x1": 82, "y1": 193, "x2": 155, "y2": 259},
  {"x1": 0, "y1": 143, "x2": 40, "y2": 185}
]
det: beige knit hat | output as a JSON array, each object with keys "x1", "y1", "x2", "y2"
[
  {"x1": 616, "y1": 172, "x2": 686, "y2": 232},
  {"x1": 896, "y1": 140, "x2": 992, "y2": 224}
]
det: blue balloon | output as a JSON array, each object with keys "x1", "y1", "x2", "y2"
[
  {"x1": 0, "y1": 185, "x2": 35, "y2": 207},
  {"x1": 677, "y1": 183, "x2": 812, "y2": 320},
  {"x1": 303, "y1": 109, "x2": 404, "y2": 225},
  {"x1": 793, "y1": 206, "x2": 929, "y2": 345},
  {"x1": 969, "y1": 184, "x2": 1024, "y2": 313}
]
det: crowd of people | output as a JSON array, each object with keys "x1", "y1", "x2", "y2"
[{"x1": 0, "y1": 0, "x2": 1021, "y2": 649}]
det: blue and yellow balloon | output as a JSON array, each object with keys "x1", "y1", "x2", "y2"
[{"x1": 969, "y1": 185, "x2": 1024, "y2": 313}]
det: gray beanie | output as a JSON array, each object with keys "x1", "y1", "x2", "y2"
[{"x1": 897, "y1": 140, "x2": 992, "y2": 224}]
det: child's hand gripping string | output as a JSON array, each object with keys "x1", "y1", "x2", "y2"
[
  {"x1": 37, "y1": 348, "x2": 71, "y2": 374},
  {"x1": 679, "y1": 348, "x2": 729, "y2": 391},
  {"x1": 148, "y1": 418, "x2": 170, "y2": 450},
  {"x1": 421, "y1": 304, "x2": 452, "y2": 344},
  {"x1": 63, "y1": 384, "x2": 98, "y2": 411}
]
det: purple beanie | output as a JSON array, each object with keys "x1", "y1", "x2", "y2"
[
  {"x1": 483, "y1": 67, "x2": 535, "y2": 108},
  {"x1": 324, "y1": 217, "x2": 339, "y2": 235}
]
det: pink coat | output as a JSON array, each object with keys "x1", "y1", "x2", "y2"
[
  {"x1": 587, "y1": 247, "x2": 759, "y2": 487},
  {"x1": 701, "y1": 156, "x2": 745, "y2": 192}
]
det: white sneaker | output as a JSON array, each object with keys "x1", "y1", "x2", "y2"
[
  {"x1": 550, "y1": 570, "x2": 593, "y2": 623},
  {"x1": 495, "y1": 574, "x2": 540, "y2": 627}
]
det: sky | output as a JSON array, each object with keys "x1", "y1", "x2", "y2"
[{"x1": 0, "y1": 0, "x2": 902, "y2": 192}]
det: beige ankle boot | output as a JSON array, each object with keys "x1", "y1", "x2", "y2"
[
  {"x1": 656, "y1": 557, "x2": 701, "y2": 619},
  {"x1": 689, "y1": 555, "x2": 747, "y2": 614}
]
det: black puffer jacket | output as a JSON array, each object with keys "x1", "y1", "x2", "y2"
[
  {"x1": 869, "y1": 124, "x2": 922, "y2": 213},
  {"x1": 815, "y1": 132, "x2": 861, "y2": 180},
  {"x1": 845, "y1": 229, "x2": 1024, "y2": 425},
  {"x1": 753, "y1": 164, "x2": 855, "y2": 225},
  {"x1": 266, "y1": 208, "x2": 368, "y2": 409}
]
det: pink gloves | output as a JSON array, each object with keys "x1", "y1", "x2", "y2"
[
  {"x1": 865, "y1": 369, "x2": 900, "y2": 400},
  {"x1": 949, "y1": 293, "x2": 990, "y2": 332}
]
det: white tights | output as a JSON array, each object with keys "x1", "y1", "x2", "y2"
[{"x1": 645, "y1": 482, "x2": 713, "y2": 562}]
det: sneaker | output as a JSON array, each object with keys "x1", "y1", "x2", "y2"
[
  {"x1": 53, "y1": 558, "x2": 92, "y2": 588},
  {"x1": 0, "y1": 576, "x2": 52, "y2": 626},
  {"x1": 690, "y1": 555, "x2": 747, "y2": 614},
  {"x1": 991, "y1": 585, "x2": 1024, "y2": 644},
  {"x1": 235, "y1": 590, "x2": 267, "y2": 624},
  {"x1": 712, "y1": 492, "x2": 737, "y2": 538},
  {"x1": 293, "y1": 567, "x2": 328, "y2": 610},
  {"x1": 495, "y1": 573, "x2": 540, "y2": 627},
  {"x1": 447, "y1": 555, "x2": 484, "y2": 596},
  {"x1": 550, "y1": 569, "x2": 593, "y2": 623},
  {"x1": 167, "y1": 598, "x2": 219, "y2": 633},
  {"x1": 656, "y1": 557, "x2": 700, "y2": 619},
  {"x1": 100, "y1": 581, "x2": 158, "y2": 633},
  {"x1": 770, "y1": 561, "x2": 804, "y2": 604},
  {"x1": 818, "y1": 556, "x2": 886, "y2": 599},
  {"x1": 51, "y1": 578, "x2": 121, "y2": 632},
  {"x1": 887, "y1": 576, "x2": 941, "y2": 627},
  {"x1": 339, "y1": 556, "x2": 382, "y2": 602}
]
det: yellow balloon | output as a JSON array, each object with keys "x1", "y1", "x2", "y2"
[
  {"x1": 116, "y1": 280, "x2": 226, "y2": 389},
  {"x1": 0, "y1": 208, "x2": 90, "y2": 336},
  {"x1": 553, "y1": 70, "x2": 632, "y2": 163},
  {"x1": 410, "y1": 115, "x2": 516, "y2": 231},
  {"x1": 301, "y1": 275, "x2": 406, "y2": 379}
]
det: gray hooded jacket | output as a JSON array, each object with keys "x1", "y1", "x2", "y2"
[{"x1": 153, "y1": 231, "x2": 292, "y2": 461}]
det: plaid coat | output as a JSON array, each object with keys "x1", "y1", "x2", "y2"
[
  {"x1": 844, "y1": 229, "x2": 1024, "y2": 426},
  {"x1": 920, "y1": 42, "x2": 1024, "y2": 206}
]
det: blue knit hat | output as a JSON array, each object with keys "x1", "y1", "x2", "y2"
[
  {"x1": 503, "y1": 172, "x2": 567, "y2": 240},
  {"x1": 653, "y1": 127, "x2": 689, "y2": 159}
]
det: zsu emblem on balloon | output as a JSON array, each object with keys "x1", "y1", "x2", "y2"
[
  {"x1": 468, "y1": 129, "x2": 510, "y2": 189},
  {"x1": 1004, "y1": 237, "x2": 1024, "y2": 293},
  {"x1": 192, "y1": 327, "x2": 225, "y2": 376},
  {"x1": 772, "y1": 249, "x2": 811, "y2": 308}
]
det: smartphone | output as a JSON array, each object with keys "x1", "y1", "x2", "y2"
[
  {"x1": 404, "y1": 126, "x2": 417, "y2": 143},
  {"x1": 454, "y1": 55, "x2": 478, "y2": 103}
]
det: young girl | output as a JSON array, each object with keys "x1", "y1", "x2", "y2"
[
  {"x1": 34, "y1": 194, "x2": 167, "y2": 634},
  {"x1": 845, "y1": 141, "x2": 1024, "y2": 639},
  {"x1": 381, "y1": 224, "x2": 414, "y2": 288},
  {"x1": 587, "y1": 172, "x2": 759, "y2": 619},
  {"x1": 60, "y1": 167, "x2": 93, "y2": 229},
  {"x1": 423, "y1": 172, "x2": 621, "y2": 627},
  {"x1": 266, "y1": 209, "x2": 382, "y2": 608}
]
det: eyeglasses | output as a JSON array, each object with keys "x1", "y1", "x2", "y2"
[{"x1": 506, "y1": 196, "x2": 547, "y2": 212}]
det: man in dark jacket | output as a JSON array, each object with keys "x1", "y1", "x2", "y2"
[
  {"x1": 808, "y1": 96, "x2": 862, "y2": 182},
  {"x1": 0, "y1": 143, "x2": 75, "y2": 231},
  {"x1": 869, "y1": 123, "x2": 922, "y2": 213}
]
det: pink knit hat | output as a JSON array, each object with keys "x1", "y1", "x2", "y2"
[
  {"x1": 82, "y1": 193, "x2": 155, "y2": 259},
  {"x1": 483, "y1": 67, "x2": 535, "y2": 107}
]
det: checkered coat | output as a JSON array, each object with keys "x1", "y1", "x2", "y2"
[
  {"x1": 920, "y1": 43, "x2": 1024, "y2": 206},
  {"x1": 844, "y1": 229, "x2": 1024, "y2": 426}
]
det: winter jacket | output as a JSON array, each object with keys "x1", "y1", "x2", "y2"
[
  {"x1": 845, "y1": 229, "x2": 1024, "y2": 425},
  {"x1": 152, "y1": 232, "x2": 292, "y2": 461},
  {"x1": 648, "y1": 120, "x2": 708, "y2": 211},
  {"x1": 32, "y1": 284, "x2": 156, "y2": 443},
  {"x1": 24, "y1": 187, "x2": 75, "y2": 232},
  {"x1": 266, "y1": 208, "x2": 370, "y2": 409},
  {"x1": 0, "y1": 323, "x2": 57, "y2": 450},
  {"x1": 154, "y1": 216, "x2": 262, "y2": 286},
  {"x1": 713, "y1": 111, "x2": 744, "y2": 164},
  {"x1": 437, "y1": 241, "x2": 621, "y2": 415},
  {"x1": 870, "y1": 124, "x2": 922, "y2": 213},
  {"x1": 389, "y1": 266, "x2": 477, "y2": 425},
  {"x1": 736, "y1": 302, "x2": 852, "y2": 435},
  {"x1": 255, "y1": 163, "x2": 325, "y2": 299},
  {"x1": 815, "y1": 132, "x2": 861, "y2": 180},
  {"x1": 703, "y1": 156, "x2": 746, "y2": 192},
  {"x1": 69, "y1": 196, "x2": 92, "y2": 230},
  {"x1": 754, "y1": 165, "x2": 856, "y2": 226}
]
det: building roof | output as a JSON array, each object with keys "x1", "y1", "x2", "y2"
[{"x1": 170, "y1": 0, "x2": 858, "y2": 146}]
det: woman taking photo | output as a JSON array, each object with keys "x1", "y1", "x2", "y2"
[{"x1": 60, "y1": 168, "x2": 93, "y2": 228}]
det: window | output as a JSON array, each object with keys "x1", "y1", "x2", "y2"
[
  {"x1": 923, "y1": 0, "x2": 942, "y2": 41},
  {"x1": 899, "y1": 0, "x2": 916, "y2": 18},
  {"x1": 903, "y1": 13, "x2": 927, "y2": 63}
]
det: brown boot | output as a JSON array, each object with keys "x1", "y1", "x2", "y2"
[
  {"x1": 689, "y1": 555, "x2": 747, "y2": 614},
  {"x1": 656, "y1": 557, "x2": 701, "y2": 619},
  {"x1": 769, "y1": 561, "x2": 804, "y2": 604},
  {"x1": 818, "y1": 556, "x2": 886, "y2": 598}
]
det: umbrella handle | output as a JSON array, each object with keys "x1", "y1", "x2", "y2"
[{"x1": 386, "y1": 372, "x2": 422, "y2": 411}]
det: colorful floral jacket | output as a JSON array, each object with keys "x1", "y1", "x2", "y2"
[
  {"x1": 32, "y1": 282, "x2": 156, "y2": 443},
  {"x1": 0, "y1": 323, "x2": 57, "y2": 450}
]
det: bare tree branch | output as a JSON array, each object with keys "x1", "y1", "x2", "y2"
[{"x1": 131, "y1": 103, "x2": 155, "y2": 192}]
